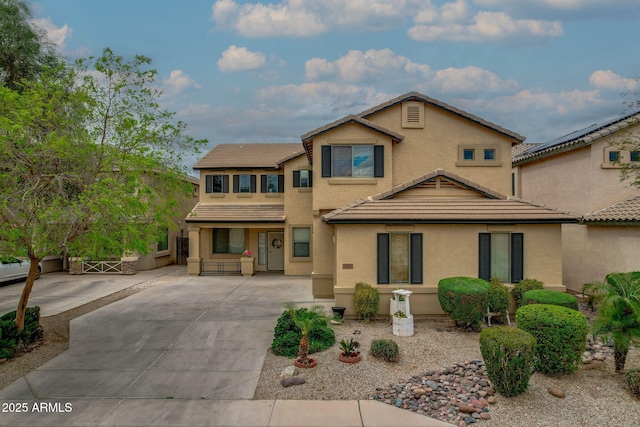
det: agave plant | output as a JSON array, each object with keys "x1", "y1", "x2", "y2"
[{"x1": 582, "y1": 272, "x2": 640, "y2": 372}]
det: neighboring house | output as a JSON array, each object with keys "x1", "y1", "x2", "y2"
[
  {"x1": 188, "y1": 92, "x2": 577, "y2": 315},
  {"x1": 513, "y1": 111, "x2": 640, "y2": 292}
]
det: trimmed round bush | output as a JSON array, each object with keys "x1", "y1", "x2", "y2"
[
  {"x1": 479, "y1": 326, "x2": 536, "y2": 397},
  {"x1": 516, "y1": 304, "x2": 588, "y2": 374},
  {"x1": 522, "y1": 289, "x2": 578, "y2": 311},
  {"x1": 438, "y1": 277, "x2": 490, "y2": 331},
  {"x1": 354, "y1": 282, "x2": 379, "y2": 323},
  {"x1": 512, "y1": 278, "x2": 544, "y2": 308},
  {"x1": 370, "y1": 339, "x2": 400, "y2": 362},
  {"x1": 270, "y1": 308, "x2": 335, "y2": 358},
  {"x1": 0, "y1": 307, "x2": 42, "y2": 359},
  {"x1": 488, "y1": 278, "x2": 509, "y2": 313}
]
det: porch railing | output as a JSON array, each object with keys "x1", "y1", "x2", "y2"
[{"x1": 200, "y1": 261, "x2": 241, "y2": 276}]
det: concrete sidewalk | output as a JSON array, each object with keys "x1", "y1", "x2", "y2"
[{"x1": 0, "y1": 271, "x2": 449, "y2": 427}]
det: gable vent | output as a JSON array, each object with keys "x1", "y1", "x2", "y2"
[
  {"x1": 402, "y1": 101, "x2": 424, "y2": 128},
  {"x1": 407, "y1": 106, "x2": 420, "y2": 122}
]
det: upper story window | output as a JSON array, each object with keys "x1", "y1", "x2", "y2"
[
  {"x1": 631, "y1": 151, "x2": 640, "y2": 162},
  {"x1": 457, "y1": 144, "x2": 501, "y2": 167},
  {"x1": 233, "y1": 174, "x2": 256, "y2": 193},
  {"x1": 261, "y1": 174, "x2": 284, "y2": 193},
  {"x1": 609, "y1": 151, "x2": 620, "y2": 162},
  {"x1": 484, "y1": 149, "x2": 496, "y2": 161},
  {"x1": 321, "y1": 145, "x2": 384, "y2": 178},
  {"x1": 293, "y1": 170, "x2": 312, "y2": 188},
  {"x1": 205, "y1": 174, "x2": 229, "y2": 193}
]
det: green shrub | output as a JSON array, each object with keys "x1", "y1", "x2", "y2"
[
  {"x1": 516, "y1": 304, "x2": 588, "y2": 374},
  {"x1": 354, "y1": 282, "x2": 379, "y2": 323},
  {"x1": 626, "y1": 369, "x2": 640, "y2": 398},
  {"x1": 488, "y1": 278, "x2": 509, "y2": 313},
  {"x1": 479, "y1": 326, "x2": 536, "y2": 397},
  {"x1": 522, "y1": 289, "x2": 579, "y2": 311},
  {"x1": 370, "y1": 339, "x2": 399, "y2": 362},
  {"x1": 270, "y1": 308, "x2": 335, "y2": 358},
  {"x1": 0, "y1": 307, "x2": 41, "y2": 359},
  {"x1": 438, "y1": 277, "x2": 490, "y2": 331},
  {"x1": 512, "y1": 278, "x2": 544, "y2": 308}
]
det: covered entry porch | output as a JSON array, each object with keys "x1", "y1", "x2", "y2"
[{"x1": 185, "y1": 203, "x2": 288, "y2": 276}]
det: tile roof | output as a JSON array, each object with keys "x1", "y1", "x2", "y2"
[
  {"x1": 511, "y1": 143, "x2": 540, "y2": 159},
  {"x1": 376, "y1": 169, "x2": 506, "y2": 200},
  {"x1": 582, "y1": 194, "x2": 640, "y2": 223},
  {"x1": 194, "y1": 143, "x2": 304, "y2": 170},
  {"x1": 186, "y1": 203, "x2": 285, "y2": 223},
  {"x1": 322, "y1": 198, "x2": 577, "y2": 224},
  {"x1": 513, "y1": 111, "x2": 640, "y2": 165},
  {"x1": 301, "y1": 91, "x2": 525, "y2": 164}
]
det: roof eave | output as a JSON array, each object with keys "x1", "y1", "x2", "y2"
[{"x1": 323, "y1": 218, "x2": 579, "y2": 225}]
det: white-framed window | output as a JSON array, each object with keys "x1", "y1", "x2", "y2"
[{"x1": 292, "y1": 227, "x2": 310, "y2": 257}]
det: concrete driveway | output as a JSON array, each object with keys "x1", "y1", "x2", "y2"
[{"x1": 0, "y1": 270, "x2": 448, "y2": 427}]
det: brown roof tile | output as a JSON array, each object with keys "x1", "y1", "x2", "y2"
[
  {"x1": 322, "y1": 198, "x2": 577, "y2": 224},
  {"x1": 582, "y1": 194, "x2": 640, "y2": 223},
  {"x1": 194, "y1": 143, "x2": 304, "y2": 170},
  {"x1": 186, "y1": 203, "x2": 285, "y2": 223}
]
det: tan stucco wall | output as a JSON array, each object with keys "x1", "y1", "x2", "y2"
[
  {"x1": 563, "y1": 224, "x2": 640, "y2": 292},
  {"x1": 197, "y1": 168, "x2": 286, "y2": 205},
  {"x1": 330, "y1": 223, "x2": 563, "y2": 316},
  {"x1": 366, "y1": 103, "x2": 514, "y2": 195},
  {"x1": 283, "y1": 155, "x2": 313, "y2": 275}
]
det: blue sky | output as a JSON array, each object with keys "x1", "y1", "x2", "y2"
[{"x1": 31, "y1": 0, "x2": 640, "y2": 162}]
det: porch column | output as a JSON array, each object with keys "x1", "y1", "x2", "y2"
[{"x1": 187, "y1": 225, "x2": 202, "y2": 276}]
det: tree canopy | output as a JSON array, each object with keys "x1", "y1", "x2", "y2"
[{"x1": 0, "y1": 48, "x2": 206, "y2": 330}]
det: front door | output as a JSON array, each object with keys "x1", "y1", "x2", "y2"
[{"x1": 267, "y1": 231, "x2": 284, "y2": 271}]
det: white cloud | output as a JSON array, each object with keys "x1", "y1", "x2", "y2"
[
  {"x1": 162, "y1": 70, "x2": 201, "y2": 95},
  {"x1": 30, "y1": 17, "x2": 71, "y2": 48},
  {"x1": 305, "y1": 49, "x2": 431, "y2": 83},
  {"x1": 426, "y1": 66, "x2": 518, "y2": 94},
  {"x1": 211, "y1": 0, "x2": 420, "y2": 37},
  {"x1": 409, "y1": 9, "x2": 562, "y2": 44},
  {"x1": 217, "y1": 45, "x2": 267, "y2": 72},
  {"x1": 589, "y1": 70, "x2": 640, "y2": 92},
  {"x1": 473, "y1": 0, "x2": 640, "y2": 19}
]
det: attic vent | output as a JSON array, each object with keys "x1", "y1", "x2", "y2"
[
  {"x1": 402, "y1": 101, "x2": 424, "y2": 129},
  {"x1": 407, "y1": 106, "x2": 420, "y2": 123}
]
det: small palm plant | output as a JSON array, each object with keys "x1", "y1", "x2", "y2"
[
  {"x1": 291, "y1": 305, "x2": 330, "y2": 367},
  {"x1": 582, "y1": 271, "x2": 640, "y2": 372}
]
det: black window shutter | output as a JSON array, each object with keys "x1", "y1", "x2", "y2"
[
  {"x1": 222, "y1": 175, "x2": 229, "y2": 193},
  {"x1": 293, "y1": 170, "x2": 300, "y2": 187},
  {"x1": 232, "y1": 175, "x2": 239, "y2": 193},
  {"x1": 374, "y1": 145, "x2": 384, "y2": 177},
  {"x1": 308, "y1": 170, "x2": 313, "y2": 187},
  {"x1": 250, "y1": 175, "x2": 256, "y2": 193},
  {"x1": 205, "y1": 175, "x2": 212, "y2": 193},
  {"x1": 511, "y1": 233, "x2": 524, "y2": 283},
  {"x1": 478, "y1": 233, "x2": 491, "y2": 281},
  {"x1": 410, "y1": 233, "x2": 423, "y2": 284},
  {"x1": 377, "y1": 233, "x2": 390, "y2": 284},
  {"x1": 278, "y1": 175, "x2": 284, "y2": 193},
  {"x1": 260, "y1": 175, "x2": 267, "y2": 193},
  {"x1": 321, "y1": 146, "x2": 332, "y2": 177}
]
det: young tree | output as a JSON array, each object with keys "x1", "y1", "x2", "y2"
[
  {"x1": 0, "y1": 49, "x2": 206, "y2": 331},
  {"x1": 611, "y1": 78, "x2": 640, "y2": 187},
  {"x1": 0, "y1": 0, "x2": 61, "y2": 89}
]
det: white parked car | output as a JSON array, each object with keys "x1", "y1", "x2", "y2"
[{"x1": 0, "y1": 256, "x2": 42, "y2": 283}]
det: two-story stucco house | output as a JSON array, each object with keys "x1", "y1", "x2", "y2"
[
  {"x1": 187, "y1": 92, "x2": 577, "y2": 316},
  {"x1": 513, "y1": 111, "x2": 640, "y2": 292}
]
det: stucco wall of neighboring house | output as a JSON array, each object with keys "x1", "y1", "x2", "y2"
[
  {"x1": 331, "y1": 222, "x2": 564, "y2": 317},
  {"x1": 365, "y1": 103, "x2": 515, "y2": 196},
  {"x1": 563, "y1": 224, "x2": 640, "y2": 291},
  {"x1": 283, "y1": 155, "x2": 313, "y2": 275}
]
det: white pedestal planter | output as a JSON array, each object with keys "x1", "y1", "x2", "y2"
[{"x1": 393, "y1": 315, "x2": 414, "y2": 336}]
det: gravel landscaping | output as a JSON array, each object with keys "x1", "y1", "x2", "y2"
[{"x1": 254, "y1": 316, "x2": 640, "y2": 427}]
